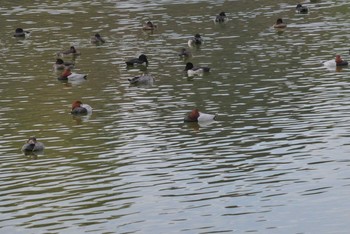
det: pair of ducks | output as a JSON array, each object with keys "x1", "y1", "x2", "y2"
[
  {"x1": 22, "y1": 100, "x2": 93, "y2": 153},
  {"x1": 273, "y1": 4, "x2": 309, "y2": 29}
]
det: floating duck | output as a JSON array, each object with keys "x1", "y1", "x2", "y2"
[
  {"x1": 91, "y1": 33, "x2": 105, "y2": 44},
  {"x1": 57, "y1": 46, "x2": 81, "y2": 57},
  {"x1": 179, "y1": 48, "x2": 192, "y2": 59},
  {"x1": 58, "y1": 68, "x2": 87, "y2": 81},
  {"x1": 296, "y1": 3, "x2": 309, "y2": 14},
  {"x1": 143, "y1": 21, "x2": 157, "y2": 30},
  {"x1": 71, "y1": 100, "x2": 92, "y2": 115},
  {"x1": 21, "y1": 136, "x2": 45, "y2": 152},
  {"x1": 184, "y1": 109, "x2": 217, "y2": 122},
  {"x1": 188, "y1": 34, "x2": 203, "y2": 47},
  {"x1": 215, "y1": 12, "x2": 227, "y2": 23},
  {"x1": 14, "y1": 28, "x2": 30, "y2": 37},
  {"x1": 184, "y1": 62, "x2": 210, "y2": 76},
  {"x1": 128, "y1": 74, "x2": 154, "y2": 86},
  {"x1": 335, "y1": 55, "x2": 348, "y2": 66},
  {"x1": 53, "y1": 58, "x2": 75, "y2": 70},
  {"x1": 125, "y1": 54, "x2": 149, "y2": 67},
  {"x1": 273, "y1": 18, "x2": 287, "y2": 28}
]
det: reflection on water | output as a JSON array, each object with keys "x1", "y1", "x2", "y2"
[{"x1": 1, "y1": 0, "x2": 350, "y2": 233}]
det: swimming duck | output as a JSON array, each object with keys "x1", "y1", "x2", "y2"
[
  {"x1": 179, "y1": 48, "x2": 192, "y2": 59},
  {"x1": 273, "y1": 18, "x2": 287, "y2": 28},
  {"x1": 14, "y1": 28, "x2": 30, "y2": 37},
  {"x1": 57, "y1": 46, "x2": 81, "y2": 57},
  {"x1": 71, "y1": 100, "x2": 92, "y2": 115},
  {"x1": 184, "y1": 62, "x2": 210, "y2": 76},
  {"x1": 58, "y1": 68, "x2": 87, "y2": 81},
  {"x1": 125, "y1": 54, "x2": 149, "y2": 67},
  {"x1": 91, "y1": 33, "x2": 105, "y2": 44},
  {"x1": 296, "y1": 4, "x2": 309, "y2": 14},
  {"x1": 53, "y1": 58, "x2": 75, "y2": 70},
  {"x1": 335, "y1": 55, "x2": 348, "y2": 66},
  {"x1": 128, "y1": 74, "x2": 154, "y2": 85},
  {"x1": 184, "y1": 109, "x2": 217, "y2": 122},
  {"x1": 188, "y1": 34, "x2": 203, "y2": 47},
  {"x1": 215, "y1": 12, "x2": 227, "y2": 22},
  {"x1": 21, "y1": 136, "x2": 45, "y2": 152},
  {"x1": 143, "y1": 21, "x2": 157, "y2": 30}
]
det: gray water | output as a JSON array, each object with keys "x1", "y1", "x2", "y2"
[{"x1": 1, "y1": 0, "x2": 350, "y2": 233}]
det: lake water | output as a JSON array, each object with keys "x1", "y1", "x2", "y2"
[{"x1": 1, "y1": 0, "x2": 350, "y2": 233}]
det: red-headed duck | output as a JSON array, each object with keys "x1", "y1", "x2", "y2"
[
  {"x1": 71, "y1": 100, "x2": 92, "y2": 115},
  {"x1": 184, "y1": 109, "x2": 217, "y2": 122},
  {"x1": 58, "y1": 68, "x2": 87, "y2": 81},
  {"x1": 335, "y1": 55, "x2": 348, "y2": 66}
]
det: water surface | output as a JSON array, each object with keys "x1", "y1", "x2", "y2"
[{"x1": 1, "y1": 0, "x2": 350, "y2": 233}]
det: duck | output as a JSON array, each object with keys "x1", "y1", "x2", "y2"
[
  {"x1": 71, "y1": 100, "x2": 92, "y2": 115},
  {"x1": 335, "y1": 55, "x2": 348, "y2": 66},
  {"x1": 143, "y1": 21, "x2": 157, "y2": 30},
  {"x1": 21, "y1": 136, "x2": 45, "y2": 152},
  {"x1": 53, "y1": 58, "x2": 75, "y2": 70},
  {"x1": 296, "y1": 3, "x2": 309, "y2": 14},
  {"x1": 215, "y1": 12, "x2": 227, "y2": 23},
  {"x1": 91, "y1": 33, "x2": 105, "y2": 44},
  {"x1": 184, "y1": 62, "x2": 210, "y2": 76},
  {"x1": 128, "y1": 74, "x2": 154, "y2": 85},
  {"x1": 57, "y1": 46, "x2": 81, "y2": 57},
  {"x1": 58, "y1": 68, "x2": 87, "y2": 81},
  {"x1": 14, "y1": 28, "x2": 30, "y2": 37},
  {"x1": 273, "y1": 18, "x2": 287, "y2": 28},
  {"x1": 125, "y1": 54, "x2": 149, "y2": 67},
  {"x1": 178, "y1": 48, "x2": 192, "y2": 59},
  {"x1": 184, "y1": 109, "x2": 217, "y2": 122},
  {"x1": 188, "y1": 34, "x2": 203, "y2": 47}
]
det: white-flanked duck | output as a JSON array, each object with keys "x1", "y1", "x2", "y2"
[
  {"x1": 188, "y1": 34, "x2": 203, "y2": 47},
  {"x1": 91, "y1": 33, "x2": 105, "y2": 44},
  {"x1": 125, "y1": 54, "x2": 149, "y2": 67},
  {"x1": 58, "y1": 68, "x2": 87, "y2": 81},
  {"x1": 128, "y1": 74, "x2": 154, "y2": 86},
  {"x1": 273, "y1": 18, "x2": 287, "y2": 29},
  {"x1": 215, "y1": 12, "x2": 227, "y2": 23},
  {"x1": 57, "y1": 46, "x2": 81, "y2": 57},
  {"x1": 296, "y1": 4, "x2": 309, "y2": 14},
  {"x1": 184, "y1": 62, "x2": 210, "y2": 76},
  {"x1": 184, "y1": 109, "x2": 217, "y2": 122},
  {"x1": 71, "y1": 100, "x2": 92, "y2": 115},
  {"x1": 143, "y1": 21, "x2": 157, "y2": 30},
  {"x1": 53, "y1": 58, "x2": 75, "y2": 70},
  {"x1": 21, "y1": 136, "x2": 45, "y2": 152}
]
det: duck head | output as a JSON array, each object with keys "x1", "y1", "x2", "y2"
[
  {"x1": 15, "y1": 28, "x2": 24, "y2": 33},
  {"x1": 56, "y1": 58, "x2": 64, "y2": 65},
  {"x1": 72, "y1": 100, "x2": 83, "y2": 110},
  {"x1": 184, "y1": 62, "x2": 194, "y2": 71},
  {"x1": 70, "y1": 46, "x2": 77, "y2": 53},
  {"x1": 184, "y1": 109, "x2": 200, "y2": 122},
  {"x1": 139, "y1": 54, "x2": 149, "y2": 64},
  {"x1": 276, "y1": 18, "x2": 283, "y2": 24}
]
